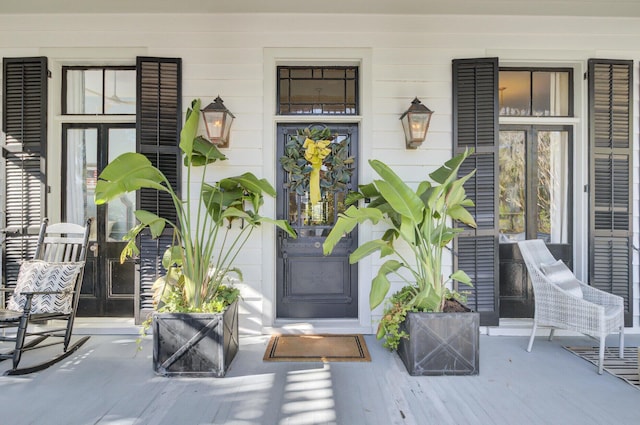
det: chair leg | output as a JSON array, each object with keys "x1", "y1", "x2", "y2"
[
  {"x1": 527, "y1": 322, "x2": 537, "y2": 352},
  {"x1": 548, "y1": 328, "x2": 555, "y2": 341},
  {"x1": 63, "y1": 317, "x2": 74, "y2": 351},
  {"x1": 12, "y1": 314, "x2": 30, "y2": 370},
  {"x1": 619, "y1": 326, "x2": 624, "y2": 359},
  {"x1": 598, "y1": 337, "x2": 605, "y2": 375}
]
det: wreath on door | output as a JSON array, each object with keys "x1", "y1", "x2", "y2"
[{"x1": 279, "y1": 126, "x2": 354, "y2": 205}]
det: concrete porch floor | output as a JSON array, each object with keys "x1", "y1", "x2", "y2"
[{"x1": 0, "y1": 326, "x2": 638, "y2": 425}]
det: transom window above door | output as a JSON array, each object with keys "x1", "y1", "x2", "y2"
[
  {"x1": 63, "y1": 66, "x2": 136, "y2": 115},
  {"x1": 499, "y1": 68, "x2": 572, "y2": 117},
  {"x1": 277, "y1": 66, "x2": 358, "y2": 115}
]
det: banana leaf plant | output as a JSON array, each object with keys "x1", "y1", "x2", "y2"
[
  {"x1": 95, "y1": 98, "x2": 296, "y2": 312},
  {"x1": 323, "y1": 148, "x2": 477, "y2": 317}
]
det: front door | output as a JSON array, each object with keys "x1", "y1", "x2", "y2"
[
  {"x1": 62, "y1": 123, "x2": 136, "y2": 316},
  {"x1": 498, "y1": 125, "x2": 573, "y2": 317},
  {"x1": 276, "y1": 123, "x2": 358, "y2": 318}
]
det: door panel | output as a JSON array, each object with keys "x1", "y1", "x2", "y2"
[
  {"x1": 63, "y1": 124, "x2": 135, "y2": 316},
  {"x1": 499, "y1": 126, "x2": 572, "y2": 318},
  {"x1": 276, "y1": 123, "x2": 358, "y2": 319}
]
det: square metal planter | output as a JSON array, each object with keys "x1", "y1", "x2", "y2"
[
  {"x1": 397, "y1": 309, "x2": 479, "y2": 376},
  {"x1": 152, "y1": 300, "x2": 239, "y2": 377}
]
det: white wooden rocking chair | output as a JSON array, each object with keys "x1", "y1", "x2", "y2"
[
  {"x1": 0, "y1": 218, "x2": 91, "y2": 375},
  {"x1": 517, "y1": 239, "x2": 624, "y2": 374}
]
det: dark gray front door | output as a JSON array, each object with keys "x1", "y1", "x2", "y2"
[
  {"x1": 498, "y1": 125, "x2": 573, "y2": 318},
  {"x1": 276, "y1": 123, "x2": 358, "y2": 319}
]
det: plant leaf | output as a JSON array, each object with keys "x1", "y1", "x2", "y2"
[
  {"x1": 187, "y1": 136, "x2": 227, "y2": 166},
  {"x1": 349, "y1": 240, "x2": 389, "y2": 263},
  {"x1": 222, "y1": 172, "x2": 277, "y2": 198},
  {"x1": 179, "y1": 98, "x2": 201, "y2": 163},
  {"x1": 255, "y1": 216, "x2": 297, "y2": 238},
  {"x1": 95, "y1": 153, "x2": 169, "y2": 204},
  {"x1": 369, "y1": 159, "x2": 423, "y2": 224},
  {"x1": 448, "y1": 204, "x2": 477, "y2": 228},
  {"x1": 370, "y1": 260, "x2": 402, "y2": 309},
  {"x1": 323, "y1": 206, "x2": 384, "y2": 255},
  {"x1": 450, "y1": 269, "x2": 473, "y2": 287},
  {"x1": 134, "y1": 210, "x2": 167, "y2": 238}
]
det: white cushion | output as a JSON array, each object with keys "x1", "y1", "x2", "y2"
[
  {"x1": 7, "y1": 260, "x2": 85, "y2": 314},
  {"x1": 540, "y1": 260, "x2": 583, "y2": 298}
]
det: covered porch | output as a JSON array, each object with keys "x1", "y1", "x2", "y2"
[{"x1": 0, "y1": 328, "x2": 638, "y2": 425}]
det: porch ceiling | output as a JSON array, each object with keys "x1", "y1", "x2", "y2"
[{"x1": 3, "y1": 0, "x2": 640, "y2": 18}]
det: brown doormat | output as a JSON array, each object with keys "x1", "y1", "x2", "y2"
[
  {"x1": 564, "y1": 346, "x2": 639, "y2": 390},
  {"x1": 263, "y1": 334, "x2": 371, "y2": 362}
]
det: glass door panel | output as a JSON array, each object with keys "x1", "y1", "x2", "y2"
[
  {"x1": 65, "y1": 128, "x2": 98, "y2": 239},
  {"x1": 499, "y1": 130, "x2": 526, "y2": 243},
  {"x1": 106, "y1": 128, "x2": 136, "y2": 241},
  {"x1": 536, "y1": 130, "x2": 570, "y2": 244}
]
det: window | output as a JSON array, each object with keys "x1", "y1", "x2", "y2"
[
  {"x1": 277, "y1": 66, "x2": 358, "y2": 115},
  {"x1": 499, "y1": 68, "x2": 572, "y2": 117},
  {"x1": 63, "y1": 66, "x2": 136, "y2": 115}
]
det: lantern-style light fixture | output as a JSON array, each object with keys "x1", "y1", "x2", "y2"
[
  {"x1": 400, "y1": 97, "x2": 433, "y2": 149},
  {"x1": 201, "y1": 96, "x2": 235, "y2": 148}
]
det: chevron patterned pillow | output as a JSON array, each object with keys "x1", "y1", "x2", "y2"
[{"x1": 7, "y1": 260, "x2": 85, "y2": 314}]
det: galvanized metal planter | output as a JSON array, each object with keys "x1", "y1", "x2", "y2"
[
  {"x1": 152, "y1": 301, "x2": 239, "y2": 377},
  {"x1": 397, "y1": 309, "x2": 479, "y2": 376}
]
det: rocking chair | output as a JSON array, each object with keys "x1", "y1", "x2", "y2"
[{"x1": 0, "y1": 218, "x2": 91, "y2": 375}]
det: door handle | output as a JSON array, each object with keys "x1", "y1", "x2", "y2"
[{"x1": 89, "y1": 243, "x2": 99, "y2": 257}]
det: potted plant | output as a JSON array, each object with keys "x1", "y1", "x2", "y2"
[
  {"x1": 323, "y1": 148, "x2": 479, "y2": 375},
  {"x1": 94, "y1": 99, "x2": 296, "y2": 377}
]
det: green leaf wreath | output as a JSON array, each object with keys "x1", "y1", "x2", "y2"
[{"x1": 279, "y1": 126, "x2": 355, "y2": 197}]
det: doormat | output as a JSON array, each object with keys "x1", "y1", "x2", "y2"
[
  {"x1": 263, "y1": 334, "x2": 371, "y2": 362},
  {"x1": 564, "y1": 346, "x2": 639, "y2": 390}
]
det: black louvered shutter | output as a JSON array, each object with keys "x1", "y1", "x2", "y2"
[
  {"x1": 2, "y1": 57, "x2": 48, "y2": 292},
  {"x1": 452, "y1": 58, "x2": 499, "y2": 326},
  {"x1": 588, "y1": 59, "x2": 633, "y2": 326},
  {"x1": 135, "y1": 57, "x2": 182, "y2": 323}
]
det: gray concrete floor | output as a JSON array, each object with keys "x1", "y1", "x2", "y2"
[{"x1": 0, "y1": 332, "x2": 638, "y2": 425}]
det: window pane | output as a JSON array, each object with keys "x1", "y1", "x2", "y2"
[
  {"x1": 104, "y1": 70, "x2": 136, "y2": 114},
  {"x1": 499, "y1": 71, "x2": 530, "y2": 116},
  {"x1": 500, "y1": 69, "x2": 571, "y2": 117},
  {"x1": 499, "y1": 130, "x2": 526, "y2": 243},
  {"x1": 532, "y1": 71, "x2": 570, "y2": 117},
  {"x1": 537, "y1": 131, "x2": 569, "y2": 243},
  {"x1": 278, "y1": 66, "x2": 358, "y2": 115},
  {"x1": 66, "y1": 69, "x2": 102, "y2": 114},
  {"x1": 64, "y1": 67, "x2": 135, "y2": 115}
]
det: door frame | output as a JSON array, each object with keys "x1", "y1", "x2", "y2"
[{"x1": 261, "y1": 48, "x2": 374, "y2": 334}]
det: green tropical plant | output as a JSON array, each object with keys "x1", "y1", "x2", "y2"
[
  {"x1": 323, "y1": 148, "x2": 477, "y2": 348},
  {"x1": 94, "y1": 98, "x2": 296, "y2": 313}
]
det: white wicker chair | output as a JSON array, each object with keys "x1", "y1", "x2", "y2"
[{"x1": 517, "y1": 239, "x2": 624, "y2": 374}]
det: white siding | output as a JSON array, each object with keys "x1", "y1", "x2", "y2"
[{"x1": 1, "y1": 12, "x2": 639, "y2": 332}]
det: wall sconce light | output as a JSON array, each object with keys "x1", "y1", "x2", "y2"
[
  {"x1": 201, "y1": 96, "x2": 235, "y2": 148},
  {"x1": 400, "y1": 97, "x2": 433, "y2": 149}
]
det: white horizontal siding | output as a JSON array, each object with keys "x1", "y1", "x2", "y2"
[{"x1": 0, "y1": 12, "x2": 639, "y2": 330}]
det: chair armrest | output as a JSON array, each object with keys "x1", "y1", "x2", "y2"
[
  {"x1": 579, "y1": 282, "x2": 624, "y2": 307},
  {"x1": 21, "y1": 290, "x2": 74, "y2": 296}
]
